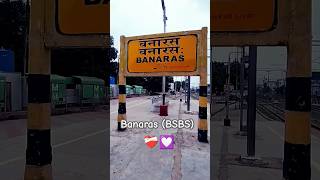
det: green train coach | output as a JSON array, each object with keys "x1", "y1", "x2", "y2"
[
  {"x1": 51, "y1": 74, "x2": 67, "y2": 107},
  {"x1": 109, "y1": 85, "x2": 147, "y2": 98},
  {"x1": 72, "y1": 76, "x2": 106, "y2": 105},
  {"x1": 126, "y1": 85, "x2": 134, "y2": 97},
  {"x1": 50, "y1": 75, "x2": 107, "y2": 108},
  {"x1": 133, "y1": 85, "x2": 143, "y2": 96}
]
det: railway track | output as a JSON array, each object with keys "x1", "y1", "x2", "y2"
[
  {"x1": 257, "y1": 100, "x2": 320, "y2": 130},
  {"x1": 256, "y1": 103, "x2": 284, "y2": 122},
  {"x1": 312, "y1": 104, "x2": 320, "y2": 112}
]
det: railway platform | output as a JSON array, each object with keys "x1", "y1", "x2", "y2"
[
  {"x1": 212, "y1": 104, "x2": 320, "y2": 180},
  {"x1": 110, "y1": 95, "x2": 210, "y2": 180},
  {"x1": 0, "y1": 109, "x2": 109, "y2": 179}
]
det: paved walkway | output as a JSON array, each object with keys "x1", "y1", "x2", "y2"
[
  {"x1": 211, "y1": 105, "x2": 320, "y2": 180},
  {"x1": 110, "y1": 95, "x2": 210, "y2": 180},
  {"x1": 0, "y1": 110, "x2": 109, "y2": 180}
]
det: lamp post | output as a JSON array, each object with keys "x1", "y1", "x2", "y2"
[
  {"x1": 161, "y1": 0, "x2": 167, "y2": 106},
  {"x1": 240, "y1": 48, "x2": 249, "y2": 133},
  {"x1": 159, "y1": 0, "x2": 169, "y2": 116},
  {"x1": 224, "y1": 51, "x2": 242, "y2": 126}
]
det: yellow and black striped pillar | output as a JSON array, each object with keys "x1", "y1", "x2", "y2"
[
  {"x1": 198, "y1": 86, "x2": 208, "y2": 143},
  {"x1": 117, "y1": 84, "x2": 127, "y2": 131},
  {"x1": 25, "y1": 75, "x2": 52, "y2": 179},
  {"x1": 198, "y1": 27, "x2": 208, "y2": 143},
  {"x1": 117, "y1": 36, "x2": 127, "y2": 131},
  {"x1": 24, "y1": 0, "x2": 52, "y2": 179},
  {"x1": 283, "y1": 1, "x2": 311, "y2": 179},
  {"x1": 283, "y1": 77, "x2": 311, "y2": 179}
]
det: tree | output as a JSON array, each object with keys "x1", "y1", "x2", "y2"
[
  {"x1": 181, "y1": 80, "x2": 186, "y2": 91},
  {"x1": 230, "y1": 61, "x2": 241, "y2": 90},
  {"x1": 0, "y1": 0, "x2": 27, "y2": 73},
  {"x1": 51, "y1": 36, "x2": 118, "y2": 83},
  {"x1": 211, "y1": 61, "x2": 241, "y2": 94},
  {"x1": 175, "y1": 81, "x2": 181, "y2": 92},
  {"x1": 211, "y1": 62, "x2": 227, "y2": 95},
  {"x1": 0, "y1": 0, "x2": 119, "y2": 82}
]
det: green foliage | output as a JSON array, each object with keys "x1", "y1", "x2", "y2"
[
  {"x1": 51, "y1": 36, "x2": 118, "y2": 83},
  {"x1": 211, "y1": 62, "x2": 227, "y2": 94},
  {"x1": 175, "y1": 81, "x2": 182, "y2": 91},
  {"x1": 181, "y1": 80, "x2": 186, "y2": 90},
  {"x1": 0, "y1": 0, "x2": 27, "y2": 72},
  {"x1": 230, "y1": 61, "x2": 241, "y2": 90},
  {"x1": 211, "y1": 61, "x2": 241, "y2": 94}
]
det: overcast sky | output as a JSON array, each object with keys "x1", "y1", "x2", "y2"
[
  {"x1": 111, "y1": 0, "x2": 209, "y2": 88},
  {"x1": 213, "y1": 0, "x2": 320, "y2": 85},
  {"x1": 111, "y1": 0, "x2": 320, "y2": 86}
]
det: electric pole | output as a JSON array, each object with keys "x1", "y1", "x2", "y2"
[{"x1": 161, "y1": 0, "x2": 167, "y2": 105}]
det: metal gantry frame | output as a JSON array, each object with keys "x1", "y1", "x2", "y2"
[
  {"x1": 211, "y1": 0, "x2": 311, "y2": 179},
  {"x1": 117, "y1": 27, "x2": 209, "y2": 143}
]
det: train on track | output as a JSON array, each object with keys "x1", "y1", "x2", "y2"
[
  {"x1": 0, "y1": 72, "x2": 107, "y2": 113},
  {"x1": 109, "y1": 84, "x2": 147, "y2": 99}
]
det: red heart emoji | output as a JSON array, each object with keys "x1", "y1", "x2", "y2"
[{"x1": 144, "y1": 136, "x2": 158, "y2": 149}]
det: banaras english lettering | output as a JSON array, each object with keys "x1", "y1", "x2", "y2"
[{"x1": 136, "y1": 37, "x2": 185, "y2": 64}]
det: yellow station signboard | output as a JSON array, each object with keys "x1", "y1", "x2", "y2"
[
  {"x1": 127, "y1": 35, "x2": 198, "y2": 73},
  {"x1": 57, "y1": 0, "x2": 109, "y2": 35},
  {"x1": 211, "y1": 0, "x2": 276, "y2": 32}
]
